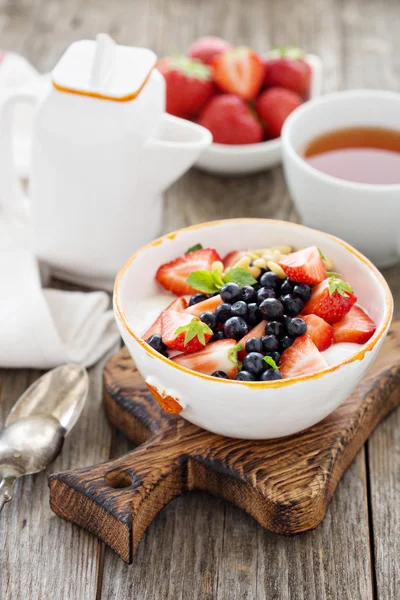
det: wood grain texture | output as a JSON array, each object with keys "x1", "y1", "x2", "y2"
[
  {"x1": 0, "y1": 348, "x2": 117, "y2": 600},
  {"x1": 49, "y1": 321, "x2": 400, "y2": 567},
  {"x1": 0, "y1": 0, "x2": 399, "y2": 598}
]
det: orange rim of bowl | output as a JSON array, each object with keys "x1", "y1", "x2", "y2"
[{"x1": 114, "y1": 218, "x2": 393, "y2": 389}]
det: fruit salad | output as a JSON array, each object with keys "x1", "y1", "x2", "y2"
[
  {"x1": 157, "y1": 39, "x2": 310, "y2": 144},
  {"x1": 141, "y1": 244, "x2": 376, "y2": 382}
]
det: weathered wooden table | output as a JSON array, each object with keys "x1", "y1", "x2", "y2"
[{"x1": 0, "y1": 1, "x2": 399, "y2": 598}]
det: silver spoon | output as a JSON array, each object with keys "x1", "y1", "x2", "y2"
[{"x1": 0, "y1": 364, "x2": 89, "y2": 512}]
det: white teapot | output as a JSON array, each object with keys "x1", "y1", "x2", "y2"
[{"x1": 0, "y1": 35, "x2": 211, "y2": 289}]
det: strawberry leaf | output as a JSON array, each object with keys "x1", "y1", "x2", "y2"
[
  {"x1": 185, "y1": 243, "x2": 203, "y2": 254},
  {"x1": 267, "y1": 45, "x2": 305, "y2": 60},
  {"x1": 228, "y1": 343, "x2": 243, "y2": 368},
  {"x1": 187, "y1": 270, "x2": 219, "y2": 294},
  {"x1": 169, "y1": 56, "x2": 212, "y2": 80},
  {"x1": 327, "y1": 271, "x2": 341, "y2": 278},
  {"x1": 264, "y1": 355, "x2": 280, "y2": 370},
  {"x1": 328, "y1": 276, "x2": 353, "y2": 298},
  {"x1": 175, "y1": 318, "x2": 213, "y2": 347},
  {"x1": 223, "y1": 267, "x2": 257, "y2": 287}
]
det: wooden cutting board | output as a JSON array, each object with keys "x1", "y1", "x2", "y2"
[{"x1": 49, "y1": 321, "x2": 400, "y2": 564}]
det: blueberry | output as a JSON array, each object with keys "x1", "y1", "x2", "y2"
[
  {"x1": 260, "y1": 271, "x2": 281, "y2": 291},
  {"x1": 280, "y1": 336, "x2": 294, "y2": 351},
  {"x1": 240, "y1": 285, "x2": 256, "y2": 303},
  {"x1": 261, "y1": 335, "x2": 279, "y2": 352},
  {"x1": 282, "y1": 315, "x2": 293, "y2": 328},
  {"x1": 242, "y1": 352, "x2": 266, "y2": 375},
  {"x1": 189, "y1": 293, "x2": 208, "y2": 306},
  {"x1": 200, "y1": 311, "x2": 217, "y2": 331},
  {"x1": 210, "y1": 331, "x2": 225, "y2": 342},
  {"x1": 257, "y1": 286, "x2": 276, "y2": 304},
  {"x1": 287, "y1": 317, "x2": 307, "y2": 337},
  {"x1": 280, "y1": 294, "x2": 305, "y2": 317},
  {"x1": 293, "y1": 283, "x2": 312, "y2": 302},
  {"x1": 265, "y1": 351, "x2": 281, "y2": 364},
  {"x1": 261, "y1": 369, "x2": 283, "y2": 381},
  {"x1": 245, "y1": 337, "x2": 263, "y2": 354},
  {"x1": 280, "y1": 278, "x2": 294, "y2": 295},
  {"x1": 265, "y1": 321, "x2": 285, "y2": 338},
  {"x1": 231, "y1": 300, "x2": 248, "y2": 319},
  {"x1": 248, "y1": 303, "x2": 261, "y2": 325},
  {"x1": 259, "y1": 298, "x2": 284, "y2": 320},
  {"x1": 146, "y1": 334, "x2": 167, "y2": 354},
  {"x1": 234, "y1": 371, "x2": 256, "y2": 381},
  {"x1": 220, "y1": 282, "x2": 241, "y2": 304},
  {"x1": 224, "y1": 316, "x2": 248, "y2": 340},
  {"x1": 212, "y1": 370, "x2": 229, "y2": 379},
  {"x1": 215, "y1": 303, "x2": 232, "y2": 323}
]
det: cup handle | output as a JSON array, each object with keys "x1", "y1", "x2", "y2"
[{"x1": 0, "y1": 87, "x2": 38, "y2": 222}]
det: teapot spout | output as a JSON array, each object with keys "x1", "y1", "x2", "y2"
[{"x1": 140, "y1": 114, "x2": 212, "y2": 193}]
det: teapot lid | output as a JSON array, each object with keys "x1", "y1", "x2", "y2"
[{"x1": 52, "y1": 34, "x2": 157, "y2": 102}]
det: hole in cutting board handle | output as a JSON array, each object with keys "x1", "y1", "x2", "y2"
[{"x1": 105, "y1": 470, "x2": 133, "y2": 489}]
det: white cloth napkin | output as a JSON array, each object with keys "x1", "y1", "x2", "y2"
[
  {"x1": 0, "y1": 53, "x2": 120, "y2": 369},
  {"x1": 0, "y1": 218, "x2": 120, "y2": 369}
]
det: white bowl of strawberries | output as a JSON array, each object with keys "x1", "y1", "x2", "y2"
[
  {"x1": 157, "y1": 38, "x2": 323, "y2": 176},
  {"x1": 114, "y1": 219, "x2": 392, "y2": 439}
]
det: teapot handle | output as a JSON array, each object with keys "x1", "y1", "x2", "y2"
[{"x1": 0, "y1": 87, "x2": 38, "y2": 222}]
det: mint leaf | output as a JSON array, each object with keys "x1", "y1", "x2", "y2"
[
  {"x1": 267, "y1": 46, "x2": 305, "y2": 60},
  {"x1": 228, "y1": 343, "x2": 243, "y2": 368},
  {"x1": 223, "y1": 267, "x2": 257, "y2": 287},
  {"x1": 264, "y1": 355, "x2": 280, "y2": 370},
  {"x1": 185, "y1": 243, "x2": 203, "y2": 254},
  {"x1": 212, "y1": 269, "x2": 225, "y2": 289},
  {"x1": 175, "y1": 317, "x2": 213, "y2": 347},
  {"x1": 327, "y1": 276, "x2": 353, "y2": 298},
  {"x1": 187, "y1": 270, "x2": 219, "y2": 294}
]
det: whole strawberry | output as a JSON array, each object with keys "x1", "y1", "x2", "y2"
[
  {"x1": 157, "y1": 56, "x2": 214, "y2": 119},
  {"x1": 198, "y1": 95, "x2": 263, "y2": 145},
  {"x1": 187, "y1": 36, "x2": 232, "y2": 65},
  {"x1": 256, "y1": 87, "x2": 303, "y2": 138},
  {"x1": 264, "y1": 48, "x2": 311, "y2": 96},
  {"x1": 211, "y1": 47, "x2": 265, "y2": 101}
]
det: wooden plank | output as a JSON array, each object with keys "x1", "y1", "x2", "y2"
[
  {"x1": 0, "y1": 348, "x2": 116, "y2": 599},
  {"x1": 341, "y1": 1, "x2": 400, "y2": 598}
]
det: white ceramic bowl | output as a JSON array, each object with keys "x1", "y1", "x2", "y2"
[
  {"x1": 114, "y1": 219, "x2": 392, "y2": 439},
  {"x1": 195, "y1": 55, "x2": 323, "y2": 176},
  {"x1": 282, "y1": 89, "x2": 400, "y2": 268}
]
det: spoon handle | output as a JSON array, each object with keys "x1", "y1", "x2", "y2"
[{"x1": 0, "y1": 474, "x2": 16, "y2": 513}]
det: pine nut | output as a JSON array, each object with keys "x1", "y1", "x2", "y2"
[
  {"x1": 272, "y1": 245, "x2": 292, "y2": 255},
  {"x1": 249, "y1": 266, "x2": 261, "y2": 278},
  {"x1": 212, "y1": 260, "x2": 224, "y2": 273},
  {"x1": 246, "y1": 251, "x2": 260, "y2": 261},
  {"x1": 272, "y1": 249, "x2": 282, "y2": 262},
  {"x1": 266, "y1": 261, "x2": 286, "y2": 279},
  {"x1": 253, "y1": 258, "x2": 267, "y2": 268},
  {"x1": 235, "y1": 256, "x2": 251, "y2": 270}
]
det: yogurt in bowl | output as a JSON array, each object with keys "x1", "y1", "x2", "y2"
[{"x1": 114, "y1": 219, "x2": 393, "y2": 439}]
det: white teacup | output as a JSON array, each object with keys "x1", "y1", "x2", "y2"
[{"x1": 281, "y1": 90, "x2": 400, "y2": 268}]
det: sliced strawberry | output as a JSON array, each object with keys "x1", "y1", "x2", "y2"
[
  {"x1": 279, "y1": 246, "x2": 326, "y2": 285},
  {"x1": 156, "y1": 248, "x2": 222, "y2": 296},
  {"x1": 279, "y1": 335, "x2": 328, "y2": 379},
  {"x1": 237, "y1": 320, "x2": 267, "y2": 359},
  {"x1": 302, "y1": 277, "x2": 357, "y2": 324},
  {"x1": 211, "y1": 47, "x2": 265, "y2": 100},
  {"x1": 172, "y1": 338, "x2": 240, "y2": 378},
  {"x1": 223, "y1": 250, "x2": 246, "y2": 270},
  {"x1": 161, "y1": 310, "x2": 213, "y2": 353},
  {"x1": 184, "y1": 294, "x2": 223, "y2": 317},
  {"x1": 143, "y1": 297, "x2": 188, "y2": 339},
  {"x1": 333, "y1": 305, "x2": 376, "y2": 344},
  {"x1": 303, "y1": 314, "x2": 334, "y2": 351}
]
